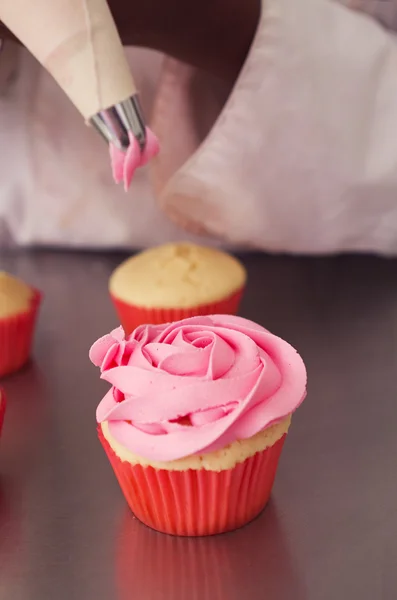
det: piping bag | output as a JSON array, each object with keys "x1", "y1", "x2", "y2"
[{"x1": 0, "y1": 0, "x2": 159, "y2": 190}]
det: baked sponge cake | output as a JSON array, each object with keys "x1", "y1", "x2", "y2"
[
  {"x1": 109, "y1": 242, "x2": 246, "y2": 333},
  {"x1": 90, "y1": 314, "x2": 307, "y2": 536},
  {"x1": 0, "y1": 272, "x2": 41, "y2": 377}
]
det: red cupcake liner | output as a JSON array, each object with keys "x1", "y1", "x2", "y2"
[
  {"x1": 99, "y1": 425, "x2": 286, "y2": 536},
  {"x1": 0, "y1": 389, "x2": 6, "y2": 436},
  {"x1": 110, "y1": 287, "x2": 244, "y2": 334},
  {"x1": 0, "y1": 289, "x2": 41, "y2": 378}
]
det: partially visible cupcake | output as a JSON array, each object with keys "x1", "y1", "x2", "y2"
[
  {"x1": 0, "y1": 389, "x2": 6, "y2": 436},
  {"x1": 90, "y1": 315, "x2": 307, "y2": 536},
  {"x1": 109, "y1": 243, "x2": 246, "y2": 333},
  {"x1": 0, "y1": 272, "x2": 41, "y2": 378}
]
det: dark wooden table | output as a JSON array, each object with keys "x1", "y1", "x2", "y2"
[{"x1": 0, "y1": 250, "x2": 396, "y2": 600}]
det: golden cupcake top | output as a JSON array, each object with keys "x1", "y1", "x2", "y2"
[
  {"x1": 0, "y1": 271, "x2": 34, "y2": 318},
  {"x1": 109, "y1": 243, "x2": 247, "y2": 309}
]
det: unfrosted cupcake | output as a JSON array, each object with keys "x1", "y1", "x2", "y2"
[
  {"x1": 0, "y1": 389, "x2": 6, "y2": 436},
  {"x1": 109, "y1": 243, "x2": 246, "y2": 333},
  {"x1": 0, "y1": 272, "x2": 41, "y2": 378},
  {"x1": 90, "y1": 315, "x2": 307, "y2": 536}
]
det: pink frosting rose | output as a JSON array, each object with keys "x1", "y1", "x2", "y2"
[{"x1": 90, "y1": 315, "x2": 307, "y2": 461}]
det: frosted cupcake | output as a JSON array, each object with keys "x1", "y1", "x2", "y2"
[
  {"x1": 109, "y1": 243, "x2": 246, "y2": 333},
  {"x1": 90, "y1": 315, "x2": 306, "y2": 536},
  {"x1": 0, "y1": 272, "x2": 41, "y2": 378}
]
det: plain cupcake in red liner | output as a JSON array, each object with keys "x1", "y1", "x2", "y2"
[
  {"x1": 90, "y1": 315, "x2": 307, "y2": 536},
  {"x1": 0, "y1": 272, "x2": 42, "y2": 378},
  {"x1": 109, "y1": 243, "x2": 246, "y2": 334}
]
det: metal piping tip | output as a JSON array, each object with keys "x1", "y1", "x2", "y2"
[{"x1": 90, "y1": 94, "x2": 147, "y2": 152}]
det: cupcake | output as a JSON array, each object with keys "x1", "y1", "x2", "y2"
[
  {"x1": 91, "y1": 315, "x2": 306, "y2": 536},
  {"x1": 0, "y1": 389, "x2": 6, "y2": 436},
  {"x1": 109, "y1": 243, "x2": 246, "y2": 333},
  {"x1": 0, "y1": 272, "x2": 41, "y2": 378}
]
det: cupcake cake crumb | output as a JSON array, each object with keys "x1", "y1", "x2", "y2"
[
  {"x1": 101, "y1": 415, "x2": 291, "y2": 472},
  {"x1": 0, "y1": 272, "x2": 34, "y2": 319}
]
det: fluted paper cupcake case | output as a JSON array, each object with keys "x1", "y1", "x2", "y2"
[
  {"x1": 0, "y1": 290, "x2": 42, "y2": 378},
  {"x1": 110, "y1": 288, "x2": 244, "y2": 334},
  {"x1": 98, "y1": 425, "x2": 286, "y2": 536}
]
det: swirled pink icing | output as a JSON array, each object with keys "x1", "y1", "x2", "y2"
[
  {"x1": 90, "y1": 315, "x2": 307, "y2": 461},
  {"x1": 110, "y1": 128, "x2": 159, "y2": 191}
]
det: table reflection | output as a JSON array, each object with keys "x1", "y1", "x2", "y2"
[{"x1": 116, "y1": 501, "x2": 306, "y2": 600}]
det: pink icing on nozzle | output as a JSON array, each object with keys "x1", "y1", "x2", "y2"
[{"x1": 110, "y1": 128, "x2": 160, "y2": 191}]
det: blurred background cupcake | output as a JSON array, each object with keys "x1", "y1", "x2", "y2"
[
  {"x1": 0, "y1": 272, "x2": 41, "y2": 378},
  {"x1": 109, "y1": 242, "x2": 246, "y2": 333}
]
